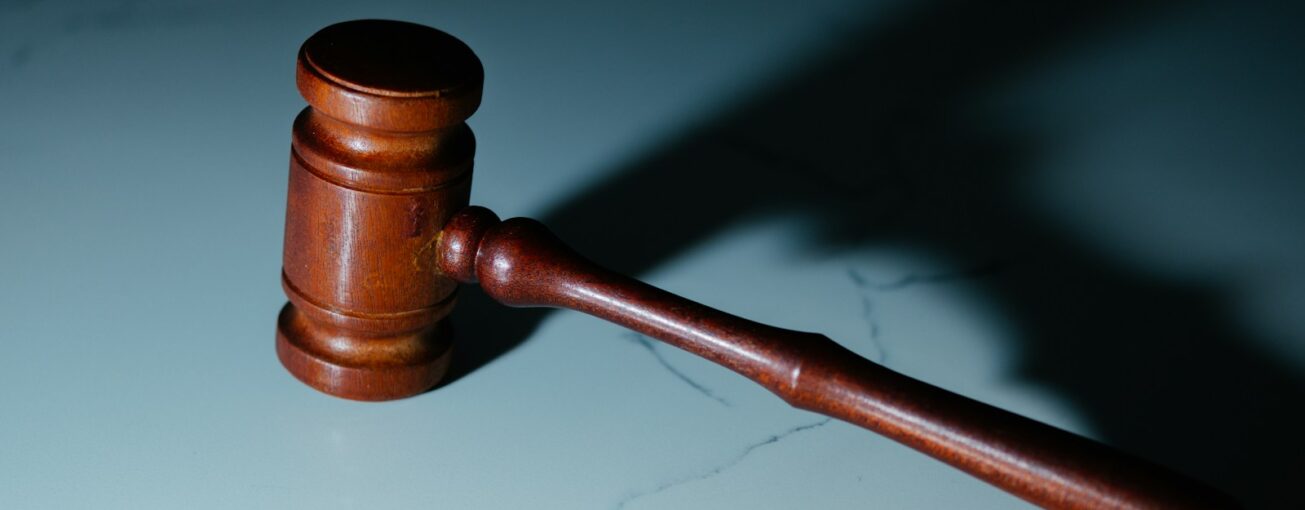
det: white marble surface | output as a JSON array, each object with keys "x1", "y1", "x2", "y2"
[{"x1": 3, "y1": 1, "x2": 1303, "y2": 508}]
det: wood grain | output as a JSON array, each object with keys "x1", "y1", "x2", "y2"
[
  {"x1": 436, "y1": 206, "x2": 1236, "y2": 510},
  {"x1": 277, "y1": 19, "x2": 1237, "y2": 508},
  {"x1": 276, "y1": 20, "x2": 481, "y2": 401}
]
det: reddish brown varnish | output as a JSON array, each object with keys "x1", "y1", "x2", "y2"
[
  {"x1": 276, "y1": 20, "x2": 481, "y2": 401},
  {"x1": 278, "y1": 20, "x2": 1238, "y2": 510}
]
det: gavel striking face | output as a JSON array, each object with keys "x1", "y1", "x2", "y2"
[{"x1": 277, "y1": 20, "x2": 1233, "y2": 510}]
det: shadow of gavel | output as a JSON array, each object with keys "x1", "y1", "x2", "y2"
[{"x1": 275, "y1": 20, "x2": 1234, "y2": 509}]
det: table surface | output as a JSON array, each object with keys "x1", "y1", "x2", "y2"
[{"x1": 3, "y1": 1, "x2": 1303, "y2": 508}]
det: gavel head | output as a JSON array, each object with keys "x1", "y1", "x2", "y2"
[{"x1": 276, "y1": 20, "x2": 484, "y2": 401}]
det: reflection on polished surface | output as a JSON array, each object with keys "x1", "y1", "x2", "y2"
[{"x1": 2, "y1": 0, "x2": 1303, "y2": 508}]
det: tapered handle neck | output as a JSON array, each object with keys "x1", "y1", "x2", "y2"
[{"x1": 436, "y1": 206, "x2": 1236, "y2": 510}]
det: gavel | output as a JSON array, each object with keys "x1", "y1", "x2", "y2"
[{"x1": 275, "y1": 20, "x2": 1234, "y2": 509}]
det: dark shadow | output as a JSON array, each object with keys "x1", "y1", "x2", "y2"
[
  {"x1": 446, "y1": 0, "x2": 1305, "y2": 504},
  {"x1": 439, "y1": 285, "x2": 550, "y2": 386}
]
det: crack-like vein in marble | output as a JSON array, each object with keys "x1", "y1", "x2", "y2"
[
  {"x1": 624, "y1": 332, "x2": 732, "y2": 407},
  {"x1": 614, "y1": 418, "x2": 833, "y2": 509},
  {"x1": 846, "y1": 268, "x2": 888, "y2": 364},
  {"x1": 868, "y1": 260, "x2": 1006, "y2": 291},
  {"x1": 847, "y1": 261, "x2": 1006, "y2": 365}
]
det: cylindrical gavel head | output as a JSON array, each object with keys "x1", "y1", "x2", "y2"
[{"x1": 276, "y1": 19, "x2": 483, "y2": 401}]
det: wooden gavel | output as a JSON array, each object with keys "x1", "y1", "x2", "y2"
[{"x1": 275, "y1": 20, "x2": 1234, "y2": 509}]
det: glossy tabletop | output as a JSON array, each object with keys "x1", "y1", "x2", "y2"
[{"x1": 2, "y1": 1, "x2": 1303, "y2": 508}]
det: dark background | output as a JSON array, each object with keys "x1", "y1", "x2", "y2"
[{"x1": 2, "y1": 0, "x2": 1302, "y2": 507}]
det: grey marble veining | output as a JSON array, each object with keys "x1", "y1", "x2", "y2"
[
  {"x1": 2, "y1": 1, "x2": 1303, "y2": 508},
  {"x1": 624, "y1": 333, "x2": 733, "y2": 408},
  {"x1": 614, "y1": 419, "x2": 833, "y2": 509}
]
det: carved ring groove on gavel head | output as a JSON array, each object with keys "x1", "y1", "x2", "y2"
[
  {"x1": 276, "y1": 19, "x2": 483, "y2": 401},
  {"x1": 276, "y1": 20, "x2": 1236, "y2": 509}
]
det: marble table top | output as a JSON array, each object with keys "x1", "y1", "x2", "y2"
[{"x1": 2, "y1": 1, "x2": 1302, "y2": 508}]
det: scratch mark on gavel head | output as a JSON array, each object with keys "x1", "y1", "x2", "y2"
[
  {"x1": 624, "y1": 332, "x2": 731, "y2": 407},
  {"x1": 413, "y1": 232, "x2": 441, "y2": 273},
  {"x1": 406, "y1": 200, "x2": 428, "y2": 238}
]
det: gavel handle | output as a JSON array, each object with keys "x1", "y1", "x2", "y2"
[{"x1": 437, "y1": 206, "x2": 1235, "y2": 510}]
